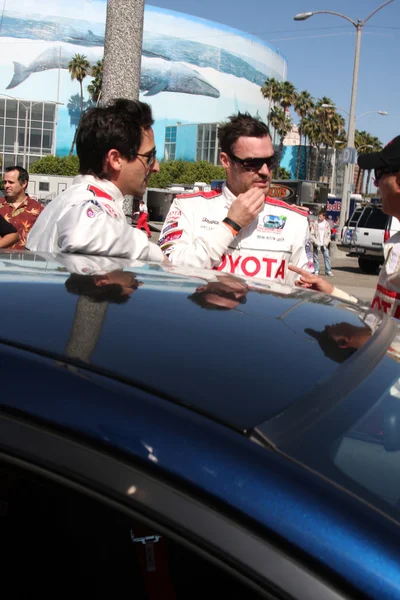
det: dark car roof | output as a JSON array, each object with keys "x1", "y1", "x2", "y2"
[{"x1": 0, "y1": 251, "x2": 393, "y2": 433}]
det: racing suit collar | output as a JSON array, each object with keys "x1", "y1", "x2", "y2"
[
  {"x1": 72, "y1": 174, "x2": 125, "y2": 205},
  {"x1": 222, "y1": 183, "x2": 237, "y2": 209}
]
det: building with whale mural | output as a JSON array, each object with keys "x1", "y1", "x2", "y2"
[{"x1": 0, "y1": 0, "x2": 287, "y2": 170}]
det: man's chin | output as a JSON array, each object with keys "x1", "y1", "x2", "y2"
[{"x1": 252, "y1": 182, "x2": 270, "y2": 193}]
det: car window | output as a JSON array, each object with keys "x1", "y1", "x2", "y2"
[
  {"x1": 357, "y1": 206, "x2": 388, "y2": 230},
  {"x1": 0, "y1": 460, "x2": 266, "y2": 599},
  {"x1": 333, "y1": 374, "x2": 400, "y2": 507},
  {"x1": 349, "y1": 209, "x2": 362, "y2": 227}
]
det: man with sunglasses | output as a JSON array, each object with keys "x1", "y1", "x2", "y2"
[
  {"x1": 159, "y1": 112, "x2": 312, "y2": 284},
  {"x1": 289, "y1": 136, "x2": 400, "y2": 318},
  {"x1": 27, "y1": 99, "x2": 163, "y2": 263}
]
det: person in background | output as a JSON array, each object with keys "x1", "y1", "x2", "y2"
[
  {"x1": 0, "y1": 214, "x2": 19, "y2": 248},
  {"x1": 310, "y1": 211, "x2": 334, "y2": 276},
  {"x1": 134, "y1": 199, "x2": 152, "y2": 238},
  {"x1": 0, "y1": 166, "x2": 44, "y2": 249}
]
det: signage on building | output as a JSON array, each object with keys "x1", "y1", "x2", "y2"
[{"x1": 269, "y1": 183, "x2": 295, "y2": 201}]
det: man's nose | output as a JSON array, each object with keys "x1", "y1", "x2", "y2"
[
  {"x1": 258, "y1": 162, "x2": 270, "y2": 176},
  {"x1": 151, "y1": 158, "x2": 160, "y2": 174}
]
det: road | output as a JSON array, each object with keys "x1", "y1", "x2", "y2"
[{"x1": 149, "y1": 223, "x2": 377, "y2": 304}]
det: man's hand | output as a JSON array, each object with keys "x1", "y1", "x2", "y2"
[
  {"x1": 227, "y1": 188, "x2": 265, "y2": 228},
  {"x1": 288, "y1": 265, "x2": 335, "y2": 294}
]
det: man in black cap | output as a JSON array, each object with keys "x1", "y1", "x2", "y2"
[{"x1": 288, "y1": 136, "x2": 400, "y2": 319}]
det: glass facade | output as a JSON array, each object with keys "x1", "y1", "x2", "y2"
[
  {"x1": 196, "y1": 124, "x2": 220, "y2": 164},
  {"x1": 164, "y1": 126, "x2": 177, "y2": 161},
  {"x1": 0, "y1": 98, "x2": 57, "y2": 172}
]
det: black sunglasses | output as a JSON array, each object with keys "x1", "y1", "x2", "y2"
[
  {"x1": 374, "y1": 165, "x2": 399, "y2": 184},
  {"x1": 228, "y1": 153, "x2": 276, "y2": 172},
  {"x1": 137, "y1": 147, "x2": 157, "y2": 168}
]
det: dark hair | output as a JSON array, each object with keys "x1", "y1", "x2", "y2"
[
  {"x1": 188, "y1": 290, "x2": 231, "y2": 310},
  {"x1": 65, "y1": 273, "x2": 138, "y2": 304},
  {"x1": 4, "y1": 166, "x2": 29, "y2": 186},
  {"x1": 304, "y1": 328, "x2": 357, "y2": 364},
  {"x1": 76, "y1": 98, "x2": 154, "y2": 179},
  {"x1": 218, "y1": 112, "x2": 271, "y2": 155}
]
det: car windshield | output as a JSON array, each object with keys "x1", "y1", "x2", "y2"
[{"x1": 280, "y1": 323, "x2": 400, "y2": 521}]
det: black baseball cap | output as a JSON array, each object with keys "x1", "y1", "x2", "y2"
[{"x1": 358, "y1": 135, "x2": 400, "y2": 171}]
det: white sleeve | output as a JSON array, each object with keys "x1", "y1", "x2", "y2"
[
  {"x1": 159, "y1": 197, "x2": 235, "y2": 269},
  {"x1": 56, "y1": 202, "x2": 163, "y2": 262}
]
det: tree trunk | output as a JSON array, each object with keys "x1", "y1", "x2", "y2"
[
  {"x1": 69, "y1": 127, "x2": 78, "y2": 156},
  {"x1": 365, "y1": 170, "x2": 372, "y2": 196},
  {"x1": 355, "y1": 166, "x2": 362, "y2": 194},
  {"x1": 296, "y1": 133, "x2": 302, "y2": 179},
  {"x1": 267, "y1": 93, "x2": 272, "y2": 129}
]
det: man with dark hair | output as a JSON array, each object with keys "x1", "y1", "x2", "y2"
[
  {"x1": 0, "y1": 165, "x2": 44, "y2": 249},
  {"x1": 27, "y1": 99, "x2": 163, "y2": 263},
  {"x1": 65, "y1": 270, "x2": 142, "y2": 304},
  {"x1": 159, "y1": 112, "x2": 312, "y2": 284},
  {"x1": 290, "y1": 136, "x2": 400, "y2": 318},
  {"x1": 0, "y1": 214, "x2": 19, "y2": 248}
]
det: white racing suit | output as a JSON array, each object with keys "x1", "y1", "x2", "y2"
[
  {"x1": 159, "y1": 184, "x2": 313, "y2": 285},
  {"x1": 26, "y1": 175, "x2": 163, "y2": 262},
  {"x1": 332, "y1": 231, "x2": 400, "y2": 319}
]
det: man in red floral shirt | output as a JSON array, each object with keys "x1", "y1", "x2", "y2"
[{"x1": 0, "y1": 166, "x2": 44, "y2": 249}]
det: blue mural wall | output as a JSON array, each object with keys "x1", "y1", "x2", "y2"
[{"x1": 0, "y1": 1, "x2": 287, "y2": 158}]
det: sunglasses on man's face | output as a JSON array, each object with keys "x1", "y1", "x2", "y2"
[
  {"x1": 228, "y1": 153, "x2": 276, "y2": 172},
  {"x1": 374, "y1": 165, "x2": 399, "y2": 184},
  {"x1": 137, "y1": 147, "x2": 157, "y2": 168}
]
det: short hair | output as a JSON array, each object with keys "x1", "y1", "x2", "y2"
[
  {"x1": 218, "y1": 112, "x2": 271, "y2": 155},
  {"x1": 305, "y1": 328, "x2": 357, "y2": 364},
  {"x1": 65, "y1": 273, "x2": 138, "y2": 304},
  {"x1": 5, "y1": 166, "x2": 29, "y2": 185},
  {"x1": 76, "y1": 98, "x2": 154, "y2": 179}
]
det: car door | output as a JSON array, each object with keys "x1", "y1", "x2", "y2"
[{"x1": 0, "y1": 410, "x2": 350, "y2": 600}]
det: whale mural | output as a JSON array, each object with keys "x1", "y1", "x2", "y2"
[{"x1": 0, "y1": 1, "x2": 287, "y2": 157}]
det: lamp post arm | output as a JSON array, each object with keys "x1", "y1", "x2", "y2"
[
  {"x1": 311, "y1": 10, "x2": 357, "y2": 26},
  {"x1": 362, "y1": 0, "x2": 393, "y2": 25}
]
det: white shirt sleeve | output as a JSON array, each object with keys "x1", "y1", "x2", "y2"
[
  {"x1": 159, "y1": 197, "x2": 235, "y2": 269},
  {"x1": 56, "y1": 202, "x2": 163, "y2": 262}
]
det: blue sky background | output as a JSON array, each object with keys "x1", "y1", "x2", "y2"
[{"x1": 146, "y1": 0, "x2": 399, "y2": 146}]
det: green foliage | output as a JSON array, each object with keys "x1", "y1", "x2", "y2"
[
  {"x1": 29, "y1": 155, "x2": 80, "y2": 176},
  {"x1": 148, "y1": 160, "x2": 226, "y2": 188},
  {"x1": 277, "y1": 167, "x2": 291, "y2": 180}
]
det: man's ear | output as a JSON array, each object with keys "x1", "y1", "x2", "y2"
[
  {"x1": 105, "y1": 149, "x2": 123, "y2": 173},
  {"x1": 93, "y1": 275, "x2": 111, "y2": 287},
  {"x1": 220, "y1": 152, "x2": 231, "y2": 170}
]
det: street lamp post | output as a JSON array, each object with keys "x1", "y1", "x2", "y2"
[{"x1": 294, "y1": 0, "x2": 394, "y2": 234}]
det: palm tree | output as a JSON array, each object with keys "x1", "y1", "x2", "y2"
[
  {"x1": 270, "y1": 106, "x2": 293, "y2": 177},
  {"x1": 261, "y1": 77, "x2": 281, "y2": 129},
  {"x1": 294, "y1": 91, "x2": 315, "y2": 179},
  {"x1": 68, "y1": 53, "x2": 91, "y2": 155},
  {"x1": 87, "y1": 59, "x2": 103, "y2": 105},
  {"x1": 355, "y1": 130, "x2": 369, "y2": 193}
]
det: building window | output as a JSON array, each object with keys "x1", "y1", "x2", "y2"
[
  {"x1": 39, "y1": 182, "x2": 50, "y2": 192},
  {"x1": 0, "y1": 98, "x2": 57, "y2": 171},
  {"x1": 196, "y1": 124, "x2": 220, "y2": 164},
  {"x1": 164, "y1": 126, "x2": 177, "y2": 161}
]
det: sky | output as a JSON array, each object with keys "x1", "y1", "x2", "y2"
[{"x1": 145, "y1": 0, "x2": 399, "y2": 146}]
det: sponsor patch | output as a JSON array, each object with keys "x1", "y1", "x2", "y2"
[
  {"x1": 201, "y1": 217, "x2": 219, "y2": 225},
  {"x1": 87, "y1": 184, "x2": 112, "y2": 200},
  {"x1": 161, "y1": 221, "x2": 178, "y2": 235},
  {"x1": 103, "y1": 203, "x2": 118, "y2": 218},
  {"x1": 165, "y1": 210, "x2": 182, "y2": 222},
  {"x1": 260, "y1": 214, "x2": 287, "y2": 231},
  {"x1": 158, "y1": 229, "x2": 183, "y2": 247},
  {"x1": 84, "y1": 199, "x2": 101, "y2": 208},
  {"x1": 86, "y1": 208, "x2": 96, "y2": 218}
]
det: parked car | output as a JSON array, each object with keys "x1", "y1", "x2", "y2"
[
  {"x1": 348, "y1": 204, "x2": 400, "y2": 274},
  {"x1": 2, "y1": 251, "x2": 400, "y2": 599}
]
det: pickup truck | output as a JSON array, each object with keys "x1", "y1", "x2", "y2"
[{"x1": 349, "y1": 204, "x2": 400, "y2": 274}]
